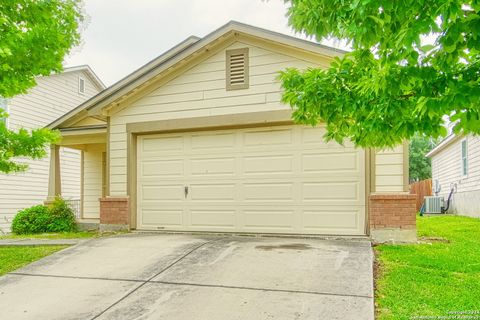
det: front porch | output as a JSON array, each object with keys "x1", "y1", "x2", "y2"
[{"x1": 47, "y1": 126, "x2": 110, "y2": 229}]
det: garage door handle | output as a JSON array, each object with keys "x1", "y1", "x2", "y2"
[{"x1": 184, "y1": 186, "x2": 189, "y2": 198}]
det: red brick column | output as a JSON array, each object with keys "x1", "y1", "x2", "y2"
[
  {"x1": 369, "y1": 193, "x2": 417, "y2": 242},
  {"x1": 99, "y1": 197, "x2": 130, "y2": 231}
]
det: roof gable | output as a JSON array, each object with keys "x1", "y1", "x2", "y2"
[
  {"x1": 50, "y1": 21, "x2": 346, "y2": 129},
  {"x1": 111, "y1": 39, "x2": 324, "y2": 123},
  {"x1": 59, "y1": 65, "x2": 106, "y2": 91},
  {"x1": 426, "y1": 134, "x2": 462, "y2": 157}
]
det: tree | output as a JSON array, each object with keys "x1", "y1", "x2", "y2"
[
  {"x1": 0, "y1": 0, "x2": 83, "y2": 173},
  {"x1": 409, "y1": 134, "x2": 437, "y2": 182},
  {"x1": 280, "y1": 0, "x2": 480, "y2": 148}
]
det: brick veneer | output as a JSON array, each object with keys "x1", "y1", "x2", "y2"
[
  {"x1": 369, "y1": 193, "x2": 417, "y2": 242},
  {"x1": 99, "y1": 197, "x2": 129, "y2": 228}
]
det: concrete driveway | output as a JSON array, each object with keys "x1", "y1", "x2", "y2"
[{"x1": 0, "y1": 233, "x2": 374, "y2": 320}]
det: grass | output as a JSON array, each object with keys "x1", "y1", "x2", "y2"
[
  {"x1": 0, "y1": 230, "x2": 127, "y2": 276},
  {"x1": 375, "y1": 215, "x2": 480, "y2": 319},
  {"x1": 0, "y1": 245, "x2": 67, "y2": 276},
  {"x1": 0, "y1": 231, "x2": 100, "y2": 240}
]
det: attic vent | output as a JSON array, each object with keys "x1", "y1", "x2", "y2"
[
  {"x1": 226, "y1": 48, "x2": 249, "y2": 90},
  {"x1": 78, "y1": 76, "x2": 85, "y2": 94}
]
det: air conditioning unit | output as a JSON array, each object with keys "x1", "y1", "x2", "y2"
[{"x1": 424, "y1": 196, "x2": 444, "y2": 214}]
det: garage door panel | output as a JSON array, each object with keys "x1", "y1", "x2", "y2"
[
  {"x1": 243, "y1": 155, "x2": 293, "y2": 175},
  {"x1": 302, "y1": 182, "x2": 362, "y2": 202},
  {"x1": 191, "y1": 157, "x2": 236, "y2": 176},
  {"x1": 190, "y1": 210, "x2": 236, "y2": 228},
  {"x1": 137, "y1": 125, "x2": 366, "y2": 235},
  {"x1": 301, "y1": 127, "x2": 355, "y2": 148},
  {"x1": 191, "y1": 132, "x2": 236, "y2": 151},
  {"x1": 141, "y1": 185, "x2": 184, "y2": 201},
  {"x1": 302, "y1": 152, "x2": 360, "y2": 173},
  {"x1": 243, "y1": 183, "x2": 294, "y2": 202},
  {"x1": 243, "y1": 128, "x2": 293, "y2": 147},
  {"x1": 141, "y1": 209, "x2": 183, "y2": 226},
  {"x1": 141, "y1": 135, "x2": 184, "y2": 153},
  {"x1": 242, "y1": 210, "x2": 296, "y2": 230},
  {"x1": 302, "y1": 208, "x2": 363, "y2": 232},
  {"x1": 190, "y1": 183, "x2": 236, "y2": 201},
  {"x1": 140, "y1": 159, "x2": 184, "y2": 178}
]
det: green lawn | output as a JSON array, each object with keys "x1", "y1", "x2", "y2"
[
  {"x1": 0, "y1": 230, "x2": 127, "y2": 276},
  {"x1": 0, "y1": 245, "x2": 67, "y2": 276},
  {"x1": 375, "y1": 215, "x2": 480, "y2": 319}
]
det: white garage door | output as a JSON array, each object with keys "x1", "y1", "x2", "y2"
[{"x1": 137, "y1": 125, "x2": 366, "y2": 235}]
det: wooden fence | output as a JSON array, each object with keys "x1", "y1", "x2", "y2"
[{"x1": 409, "y1": 178, "x2": 433, "y2": 212}]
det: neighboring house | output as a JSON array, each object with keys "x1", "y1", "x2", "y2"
[
  {"x1": 0, "y1": 66, "x2": 105, "y2": 233},
  {"x1": 427, "y1": 134, "x2": 480, "y2": 217},
  {"x1": 46, "y1": 22, "x2": 414, "y2": 242}
]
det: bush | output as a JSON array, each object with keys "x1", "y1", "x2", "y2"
[
  {"x1": 47, "y1": 197, "x2": 77, "y2": 232},
  {"x1": 11, "y1": 197, "x2": 78, "y2": 234},
  {"x1": 11, "y1": 205, "x2": 51, "y2": 234}
]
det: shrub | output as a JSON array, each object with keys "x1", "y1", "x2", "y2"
[
  {"x1": 11, "y1": 197, "x2": 77, "y2": 234},
  {"x1": 47, "y1": 197, "x2": 77, "y2": 232},
  {"x1": 11, "y1": 205, "x2": 51, "y2": 234}
]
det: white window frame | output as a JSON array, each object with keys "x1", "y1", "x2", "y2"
[
  {"x1": 461, "y1": 138, "x2": 468, "y2": 177},
  {"x1": 78, "y1": 76, "x2": 86, "y2": 94}
]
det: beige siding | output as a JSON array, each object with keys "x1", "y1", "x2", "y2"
[
  {"x1": 0, "y1": 70, "x2": 101, "y2": 233},
  {"x1": 60, "y1": 147, "x2": 81, "y2": 199},
  {"x1": 8, "y1": 70, "x2": 99, "y2": 131},
  {"x1": 71, "y1": 116, "x2": 106, "y2": 127},
  {"x1": 82, "y1": 145, "x2": 105, "y2": 219},
  {"x1": 375, "y1": 146, "x2": 406, "y2": 192},
  {"x1": 431, "y1": 135, "x2": 480, "y2": 216},
  {"x1": 109, "y1": 41, "x2": 321, "y2": 196}
]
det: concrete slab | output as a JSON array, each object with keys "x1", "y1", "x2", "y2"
[
  {"x1": 0, "y1": 274, "x2": 139, "y2": 320},
  {"x1": 153, "y1": 237, "x2": 373, "y2": 298},
  {"x1": 0, "y1": 233, "x2": 374, "y2": 319},
  {"x1": 97, "y1": 282, "x2": 373, "y2": 320},
  {"x1": 15, "y1": 233, "x2": 212, "y2": 280}
]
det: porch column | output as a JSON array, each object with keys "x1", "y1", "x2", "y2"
[{"x1": 46, "y1": 144, "x2": 61, "y2": 202}]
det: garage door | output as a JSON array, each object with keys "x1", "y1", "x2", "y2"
[{"x1": 136, "y1": 125, "x2": 366, "y2": 235}]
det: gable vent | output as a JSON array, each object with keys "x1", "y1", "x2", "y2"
[{"x1": 226, "y1": 48, "x2": 249, "y2": 90}]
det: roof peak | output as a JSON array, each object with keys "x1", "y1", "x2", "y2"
[
  {"x1": 48, "y1": 21, "x2": 345, "y2": 129},
  {"x1": 57, "y1": 64, "x2": 106, "y2": 90}
]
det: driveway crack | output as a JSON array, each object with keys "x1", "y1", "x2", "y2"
[{"x1": 151, "y1": 280, "x2": 374, "y2": 299}]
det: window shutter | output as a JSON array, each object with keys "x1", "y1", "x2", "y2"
[{"x1": 226, "y1": 48, "x2": 249, "y2": 90}]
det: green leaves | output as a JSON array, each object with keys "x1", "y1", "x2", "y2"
[
  {"x1": 282, "y1": 0, "x2": 480, "y2": 148},
  {"x1": 0, "y1": 0, "x2": 81, "y2": 173},
  {"x1": 0, "y1": 0, "x2": 83, "y2": 97},
  {"x1": 409, "y1": 134, "x2": 438, "y2": 181},
  {"x1": 0, "y1": 120, "x2": 60, "y2": 173}
]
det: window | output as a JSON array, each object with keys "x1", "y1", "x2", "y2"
[
  {"x1": 226, "y1": 48, "x2": 249, "y2": 90},
  {"x1": 461, "y1": 139, "x2": 468, "y2": 176},
  {"x1": 78, "y1": 76, "x2": 86, "y2": 94},
  {"x1": 0, "y1": 97, "x2": 8, "y2": 127}
]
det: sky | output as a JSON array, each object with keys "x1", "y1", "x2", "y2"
[{"x1": 64, "y1": 0, "x2": 344, "y2": 87}]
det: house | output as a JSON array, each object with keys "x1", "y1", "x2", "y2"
[
  {"x1": 46, "y1": 22, "x2": 416, "y2": 242},
  {"x1": 427, "y1": 134, "x2": 480, "y2": 217},
  {"x1": 0, "y1": 66, "x2": 105, "y2": 233}
]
